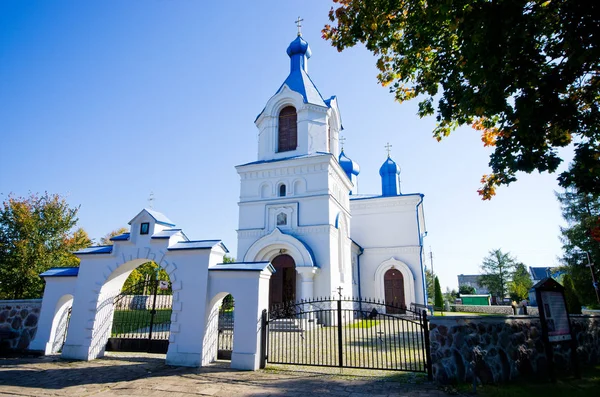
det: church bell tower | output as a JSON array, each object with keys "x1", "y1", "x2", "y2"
[{"x1": 235, "y1": 24, "x2": 354, "y2": 306}]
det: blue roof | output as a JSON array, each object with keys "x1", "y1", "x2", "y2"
[
  {"x1": 210, "y1": 261, "x2": 275, "y2": 273},
  {"x1": 256, "y1": 35, "x2": 329, "y2": 121},
  {"x1": 110, "y1": 233, "x2": 130, "y2": 241},
  {"x1": 152, "y1": 228, "x2": 185, "y2": 239},
  {"x1": 74, "y1": 245, "x2": 113, "y2": 255},
  {"x1": 339, "y1": 150, "x2": 360, "y2": 177},
  {"x1": 40, "y1": 267, "x2": 79, "y2": 277},
  {"x1": 530, "y1": 267, "x2": 552, "y2": 280},
  {"x1": 237, "y1": 152, "x2": 331, "y2": 167},
  {"x1": 168, "y1": 240, "x2": 229, "y2": 253},
  {"x1": 379, "y1": 156, "x2": 401, "y2": 176}
]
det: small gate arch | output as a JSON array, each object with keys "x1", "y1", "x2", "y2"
[{"x1": 49, "y1": 294, "x2": 73, "y2": 354}]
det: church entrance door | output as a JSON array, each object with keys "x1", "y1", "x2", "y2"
[
  {"x1": 270, "y1": 254, "x2": 296, "y2": 306},
  {"x1": 384, "y1": 269, "x2": 405, "y2": 314}
]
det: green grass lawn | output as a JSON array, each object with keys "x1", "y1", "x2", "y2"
[
  {"x1": 111, "y1": 309, "x2": 172, "y2": 335},
  {"x1": 346, "y1": 319, "x2": 380, "y2": 328},
  {"x1": 433, "y1": 311, "x2": 503, "y2": 317},
  {"x1": 465, "y1": 365, "x2": 600, "y2": 397}
]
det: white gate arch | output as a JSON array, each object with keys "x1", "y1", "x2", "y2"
[{"x1": 31, "y1": 209, "x2": 274, "y2": 370}]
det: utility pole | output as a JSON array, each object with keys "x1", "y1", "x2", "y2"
[
  {"x1": 585, "y1": 252, "x2": 600, "y2": 305},
  {"x1": 429, "y1": 247, "x2": 434, "y2": 276}
]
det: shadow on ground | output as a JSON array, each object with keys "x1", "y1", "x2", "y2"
[{"x1": 0, "y1": 352, "x2": 439, "y2": 396}]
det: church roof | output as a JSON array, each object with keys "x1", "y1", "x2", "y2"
[
  {"x1": 74, "y1": 245, "x2": 113, "y2": 255},
  {"x1": 279, "y1": 70, "x2": 326, "y2": 108},
  {"x1": 110, "y1": 233, "x2": 130, "y2": 241},
  {"x1": 339, "y1": 150, "x2": 360, "y2": 177},
  {"x1": 256, "y1": 34, "x2": 329, "y2": 121},
  {"x1": 40, "y1": 267, "x2": 80, "y2": 277},
  {"x1": 210, "y1": 261, "x2": 275, "y2": 273},
  {"x1": 167, "y1": 240, "x2": 229, "y2": 253},
  {"x1": 379, "y1": 156, "x2": 401, "y2": 176},
  {"x1": 237, "y1": 152, "x2": 331, "y2": 167}
]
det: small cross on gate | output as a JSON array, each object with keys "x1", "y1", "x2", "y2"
[
  {"x1": 295, "y1": 16, "x2": 304, "y2": 36},
  {"x1": 337, "y1": 286, "x2": 343, "y2": 299},
  {"x1": 340, "y1": 136, "x2": 346, "y2": 150},
  {"x1": 385, "y1": 142, "x2": 393, "y2": 157}
]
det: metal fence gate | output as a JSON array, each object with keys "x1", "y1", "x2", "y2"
[
  {"x1": 217, "y1": 295, "x2": 234, "y2": 359},
  {"x1": 106, "y1": 278, "x2": 173, "y2": 353},
  {"x1": 261, "y1": 296, "x2": 432, "y2": 378}
]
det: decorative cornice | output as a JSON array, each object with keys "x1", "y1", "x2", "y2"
[
  {"x1": 238, "y1": 161, "x2": 330, "y2": 179},
  {"x1": 350, "y1": 197, "x2": 419, "y2": 211},
  {"x1": 362, "y1": 246, "x2": 422, "y2": 255}
]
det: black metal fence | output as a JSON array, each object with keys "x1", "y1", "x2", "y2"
[
  {"x1": 261, "y1": 296, "x2": 432, "y2": 378},
  {"x1": 217, "y1": 295, "x2": 234, "y2": 359},
  {"x1": 106, "y1": 278, "x2": 173, "y2": 353}
]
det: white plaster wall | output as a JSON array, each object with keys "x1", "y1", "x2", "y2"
[
  {"x1": 237, "y1": 154, "x2": 353, "y2": 301},
  {"x1": 255, "y1": 85, "x2": 341, "y2": 162},
  {"x1": 350, "y1": 194, "x2": 426, "y2": 305},
  {"x1": 206, "y1": 269, "x2": 271, "y2": 370},
  {"x1": 350, "y1": 195, "x2": 422, "y2": 248},
  {"x1": 29, "y1": 277, "x2": 77, "y2": 354},
  {"x1": 358, "y1": 249, "x2": 425, "y2": 305}
]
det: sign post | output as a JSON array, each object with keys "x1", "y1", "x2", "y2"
[{"x1": 534, "y1": 278, "x2": 579, "y2": 382}]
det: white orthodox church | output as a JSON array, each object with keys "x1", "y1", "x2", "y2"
[
  {"x1": 236, "y1": 31, "x2": 428, "y2": 309},
  {"x1": 28, "y1": 29, "x2": 429, "y2": 367}
]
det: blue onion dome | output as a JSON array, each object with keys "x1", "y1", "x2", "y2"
[
  {"x1": 379, "y1": 156, "x2": 401, "y2": 177},
  {"x1": 339, "y1": 150, "x2": 360, "y2": 176},
  {"x1": 286, "y1": 35, "x2": 312, "y2": 58}
]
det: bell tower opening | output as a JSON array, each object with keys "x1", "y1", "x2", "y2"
[{"x1": 278, "y1": 106, "x2": 297, "y2": 152}]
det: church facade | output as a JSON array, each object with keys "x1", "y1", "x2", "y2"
[{"x1": 236, "y1": 32, "x2": 428, "y2": 309}]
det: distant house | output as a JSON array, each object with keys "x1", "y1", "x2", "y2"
[
  {"x1": 457, "y1": 274, "x2": 490, "y2": 295},
  {"x1": 529, "y1": 267, "x2": 553, "y2": 284}
]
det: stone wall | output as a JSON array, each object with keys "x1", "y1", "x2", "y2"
[
  {"x1": 449, "y1": 304, "x2": 539, "y2": 316},
  {"x1": 0, "y1": 300, "x2": 42, "y2": 352},
  {"x1": 429, "y1": 314, "x2": 599, "y2": 384}
]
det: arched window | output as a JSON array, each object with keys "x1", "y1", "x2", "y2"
[
  {"x1": 279, "y1": 184, "x2": 286, "y2": 197},
  {"x1": 278, "y1": 106, "x2": 297, "y2": 152}
]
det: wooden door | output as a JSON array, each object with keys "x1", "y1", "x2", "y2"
[
  {"x1": 270, "y1": 254, "x2": 296, "y2": 307},
  {"x1": 384, "y1": 269, "x2": 405, "y2": 314}
]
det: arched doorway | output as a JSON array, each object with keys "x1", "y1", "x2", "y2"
[
  {"x1": 384, "y1": 269, "x2": 405, "y2": 314},
  {"x1": 270, "y1": 254, "x2": 296, "y2": 307},
  {"x1": 105, "y1": 262, "x2": 173, "y2": 353}
]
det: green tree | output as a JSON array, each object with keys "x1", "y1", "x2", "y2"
[
  {"x1": 443, "y1": 287, "x2": 458, "y2": 304},
  {"x1": 459, "y1": 285, "x2": 476, "y2": 295},
  {"x1": 99, "y1": 227, "x2": 128, "y2": 245},
  {"x1": 480, "y1": 249, "x2": 517, "y2": 301},
  {"x1": 221, "y1": 255, "x2": 236, "y2": 309},
  {"x1": 0, "y1": 193, "x2": 88, "y2": 299},
  {"x1": 557, "y1": 188, "x2": 600, "y2": 307},
  {"x1": 323, "y1": 0, "x2": 600, "y2": 198},
  {"x1": 562, "y1": 274, "x2": 582, "y2": 314},
  {"x1": 434, "y1": 276, "x2": 444, "y2": 309},
  {"x1": 509, "y1": 263, "x2": 533, "y2": 302}
]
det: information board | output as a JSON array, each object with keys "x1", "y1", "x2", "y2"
[{"x1": 540, "y1": 290, "x2": 571, "y2": 342}]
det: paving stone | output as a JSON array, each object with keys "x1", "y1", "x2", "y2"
[{"x1": 0, "y1": 353, "x2": 448, "y2": 397}]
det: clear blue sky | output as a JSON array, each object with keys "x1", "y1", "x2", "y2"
[{"x1": 0, "y1": 1, "x2": 570, "y2": 291}]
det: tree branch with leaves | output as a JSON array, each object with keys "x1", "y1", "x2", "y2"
[{"x1": 323, "y1": 0, "x2": 600, "y2": 198}]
